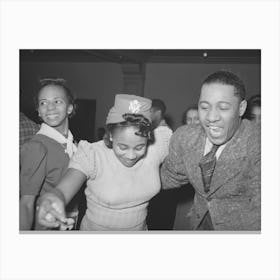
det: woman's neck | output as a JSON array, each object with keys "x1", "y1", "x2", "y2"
[{"x1": 52, "y1": 119, "x2": 69, "y2": 138}]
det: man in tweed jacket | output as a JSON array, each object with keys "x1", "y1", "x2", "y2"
[{"x1": 161, "y1": 70, "x2": 261, "y2": 231}]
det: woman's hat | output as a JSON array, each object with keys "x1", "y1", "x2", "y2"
[{"x1": 106, "y1": 94, "x2": 152, "y2": 124}]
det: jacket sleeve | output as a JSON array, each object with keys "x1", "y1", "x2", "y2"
[
  {"x1": 246, "y1": 127, "x2": 261, "y2": 230},
  {"x1": 160, "y1": 130, "x2": 189, "y2": 190},
  {"x1": 20, "y1": 141, "x2": 47, "y2": 196}
]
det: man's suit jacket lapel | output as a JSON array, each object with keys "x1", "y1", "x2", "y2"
[
  {"x1": 185, "y1": 127, "x2": 207, "y2": 196},
  {"x1": 208, "y1": 122, "x2": 247, "y2": 196}
]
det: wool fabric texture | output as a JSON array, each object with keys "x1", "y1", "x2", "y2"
[{"x1": 199, "y1": 144, "x2": 219, "y2": 193}]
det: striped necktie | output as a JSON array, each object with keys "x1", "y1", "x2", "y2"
[{"x1": 199, "y1": 144, "x2": 219, "y2": 193}]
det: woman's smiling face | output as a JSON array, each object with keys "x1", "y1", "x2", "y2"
[
  {"x1": 37, "y1": 85, "x2": 73, "y2": 134},
  {"x1": 111, "y1": 126, "x2": 148, "y2": 167}
]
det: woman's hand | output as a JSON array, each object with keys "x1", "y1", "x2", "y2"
[
  {"x1": 36, "y1": 192, "x2": 70, "y2": 229},
  {"x1": 36, "y1": 168, "x2": 87, "y2": 230}
]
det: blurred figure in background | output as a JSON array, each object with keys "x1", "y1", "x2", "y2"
[
  {"x1": 147, "y1": 98, "x2": 173, "y2": 230},
  {"x1": 244, "y1": 94, "x2": 261, "y2": 125},
  {"x1": 150, "y1": 99, "x2": 168, "y2": 129},
  {"x1": 20, "y1": 112, "x2": 40, "y2": 148},
  {"x1": 182, "y1": 105, "x2": 200, "y2": 125},
  {"x1": 150, "y1": 99, "x2": 172, "y2": 145}
]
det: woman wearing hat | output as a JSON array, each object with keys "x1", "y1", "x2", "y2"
[{"x1": 36, "y1": 94, "x2": 170, "y2": 231}]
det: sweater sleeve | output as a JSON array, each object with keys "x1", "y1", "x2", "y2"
[
  {"x1": 68, "y1": 140, "x2": 97, "y2": 180},
  {"x1": 20, "y1": 141, "x2": 47, "y2": 196},
  {"x1": 160, "y1": 129, "x2": 189, "y2": 189},
  {"x1": 149, "y1": 126, "x2": 173, "y2": 164}
]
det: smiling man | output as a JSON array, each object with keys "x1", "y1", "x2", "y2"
[{"x1": 161, "y1": 70, "x2": 261, "y2": 231}]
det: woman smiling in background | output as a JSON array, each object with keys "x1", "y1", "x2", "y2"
[{"x1": 20, "y1": 78, "x2": 77, "y2": 230}]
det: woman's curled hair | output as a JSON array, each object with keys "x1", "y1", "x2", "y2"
[{"x1": 103, "y1": 113, "x2": 154, "y2": 148}]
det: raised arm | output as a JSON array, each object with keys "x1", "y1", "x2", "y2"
[
  {"x1": 37, "y1": 140, "x2": 96, "y2": 229},
  {"x1": 36, "y1": 168, "x2": 86, "y2": 228}
]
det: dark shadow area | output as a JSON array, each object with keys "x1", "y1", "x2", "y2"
[
  {"x1": 173, "y1": 184, "x2": 195, "y2": 230},
  {"x1": 147, "y1": 185, "x2": 195, "y2": 230}
]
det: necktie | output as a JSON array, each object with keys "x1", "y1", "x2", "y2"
[{"x1": 199, "y1": 144, "x2": 219, "y2": 193}]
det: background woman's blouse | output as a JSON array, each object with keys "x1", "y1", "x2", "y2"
[{"x1": 20, "y1": 134, "x2": 69, "y2": 196}]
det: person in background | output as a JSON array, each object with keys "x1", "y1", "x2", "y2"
[
  {"x1": 150, "y1": 99, "x2": 172, "y2": 149},
  {"x1": 161, "y1": 70, "x2": 261, "y2": 231},
  {"x1": 20, "y1": 112, "x2": 40, "y2": 148},
  {"x1": 20, "y1": 78, "x2": 77, "y2": 230},
  {"x1": 244, "y1": 94, "x2": 261, "y2": 125},
  {"x1": 36, "y1": 94, "x2": 169, "y2": 231},
  {"x1": 147, "y1": 98, "x2": 173, "y2": 229},
  {"x1": 182, "y1": 105, "x2": 200, "y2": 125}
]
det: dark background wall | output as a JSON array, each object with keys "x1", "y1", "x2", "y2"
[
  {"x1": 20, "y1": 62, "x2": 123, "y2": 138},
  {"x1": 144, "y1": 63, "x2": 260, "y2": 128},
  {"x1": 20, "y1": 50, "x2": 261, "y2": 137}
]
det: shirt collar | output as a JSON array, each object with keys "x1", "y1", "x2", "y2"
[
  {"x1": 36, "y1": 123, "x2": 77, "y2": 157},
  {"x1": 204, "y1": 137, "x2": 227, "y2": 159}
]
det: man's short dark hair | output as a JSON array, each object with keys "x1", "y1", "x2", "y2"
[
  {"x1": 202, "y1": 70, "x2": 246, "y2": 100},
  {"x1": 152, "y1": 99, "x2": 166, "y2": 115}
]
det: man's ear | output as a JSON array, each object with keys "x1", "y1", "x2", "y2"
[
  {"x1": 239, "y1": 99, "x2": 247, "y2": 117},
  {"x1": 67, "y1": 104, "x2": 73, "y2": 115}
]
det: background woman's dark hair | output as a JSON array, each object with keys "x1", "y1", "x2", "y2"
[
  {"x1": 243, "y1": 94, "x2": 261, "y2": 120},
  {"x1": 103, "y1": 113, "x2": 154, "y2": 148},
  {"x1": 33, "y1": 78, "x2": 77, "y2": 118}
]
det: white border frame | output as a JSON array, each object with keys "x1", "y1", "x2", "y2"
[{"x1": 1, "y1": 1, "x2": 280, "y2": 279}]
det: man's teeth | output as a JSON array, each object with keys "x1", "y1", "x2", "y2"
[
  {"x1": 209, "y1": 126, "x2": 220, "y2": 131},
  {"x1": 208, "y1": 126, "x2": 222, "y2": 136}
]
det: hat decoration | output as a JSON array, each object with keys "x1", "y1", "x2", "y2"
[{"x1": 106, "y1": 94, "x2": 152, "y2": 124}]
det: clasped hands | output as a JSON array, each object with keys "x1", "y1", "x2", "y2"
[{"x1": 36, "y1": 193, "x2": 75, "y2": 230}]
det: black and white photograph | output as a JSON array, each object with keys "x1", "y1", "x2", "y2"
[
  {"x1": 19, "y1": 49, "x2": 261, "y2": 232},
  {"x1": 1, "y1": 1, "x2": 280, "y2": 280}
]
